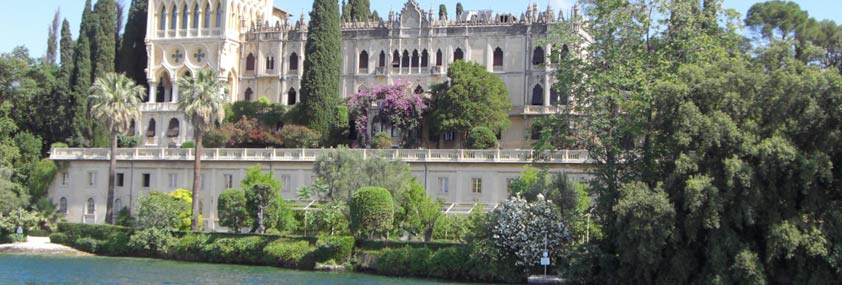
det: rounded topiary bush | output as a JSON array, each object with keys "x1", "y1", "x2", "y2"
[
  {"x1": 180, "y1": 141, "x2": 195, "y2": 149},
  {"x1": 466, "y1": 127, "x2": 498, "y2": 149},
  {"x1": 350, "y1": 187, "x2": 394, "y2": 239},
  {"x1": 371, "y1": 132, "x2": 392, "y2": 149}
]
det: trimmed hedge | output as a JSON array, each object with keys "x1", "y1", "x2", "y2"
[
  {"x1": 315, "y1": 235, "x2": 355, "y2": 263},
  {"x1": 57, "y1": 223, "x2": 134, "y2": 241},
  {"x1": 350, "y1": 187, "x2": 394, "y2": 239},
  {"x1": 263, "y1": 239, "x2": 316, "y2": 269},
  {"x1": 356, "y1": 239, "x2": 459, "y2": 251},
  {"x1": 55, "y1": 223, "x2": 135, "y2": 255},
  {"x1": 367, "y1": 245, "x2": 521, "y2": 283}
]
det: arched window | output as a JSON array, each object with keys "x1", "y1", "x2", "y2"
[
  {"x1": 493, "y1": 47, "x2": 504, "y2": 68},
  {"x1": 392, "y1": 50, "x2": 400, "y2": 67},
  {"x1": 167, "y1": 118, "x2": 180, "y2": 138},
  {"x1": 146, "y1": 119, "x2": 157, "y2": 137},
  {"x1": 86, "y1": 198, "x2": 95, "y2": 215},
  {"x1": 160, "y1": 6, "x2": 167, "y2": 30},
  {"x1": 246, "y1": 53, "x2": 255, "y2": 71},
  {"x1": 193, "y1": 4, "x2": 200, "y2": 29},
  {"x1": 202, "y1": 4, "x2": 210, "y2": 29},
  {"x1": 401, "y1": 50, "x2": 410, "y2": 67},
  {"x1": 266, "y1": 57, "x2": 274, "y2": 70},
  {"x1": 289, "y1": 53, "x2": 299, "y2": 71},
  {"x1": 359, "y1": 51, "x2": 369, "y2": 70},
  {"x1": 421, "y1": 50, "x2": 429, "y2": 67},
  {"x1": 436, "y1": 49, "x2": 443, "y2": 66},
  {"x1": 414, "y1": 85, "x2": 424, "y2": 94},
  {"x1": 216, "y1": 3, "x2": 223, "y2": 27},
  {"x1": 171, "y1": 6, "x2": 178, "y2": 29},
  {"x1": 182, "y1": 5, "x2": 189, "y2": 29},
  {"x1": 533, "y1": 47, "x2": 545, "y2": 65},
  {"x1": 245, "y1": 88, "x2": 253, "y2": 101},
  {"x1": 378, "y1": 51, "x2": 386, "y2": 67},
  {"x1": 411, "y1": 50, "x2": 420, "y2": 67},
  {"x1": 128, "y1": 120, "x2": 136, "y2": 136},
  {"x1": 59, "y1": 197, "x2": 67, "y2": 215},
  {"x1": 288, "y1": 88, "x2": 297, "y2": 105},
  {"x1": 454, "y1": 48, "x2": 464, "y2": 61},
  {"x1": 531, "y1": 84, "x2": 544, "y2": 106}
]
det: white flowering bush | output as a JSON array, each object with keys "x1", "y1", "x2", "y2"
[{"x1": 491, "y1": 195, "x2": 571, "y2": 269}]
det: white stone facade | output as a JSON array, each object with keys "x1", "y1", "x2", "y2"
[{"x1": 141, "y1": 0, "x2": 584, "y2": 149}]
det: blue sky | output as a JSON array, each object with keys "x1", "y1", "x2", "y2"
[{"x1": 3, "y1": 1, "x2": 842, "y2": 59}]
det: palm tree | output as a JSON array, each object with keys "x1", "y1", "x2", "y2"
[
  {"x1": 89, "y1": 72, "x2": 144, "y2": 224},
  {"x1": 177, "y1": 68, "x2": 227, "y2": 231}
]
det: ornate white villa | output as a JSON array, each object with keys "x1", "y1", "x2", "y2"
[{"x1": 47, "y1": 0, "x2": 592, "y2": 230}]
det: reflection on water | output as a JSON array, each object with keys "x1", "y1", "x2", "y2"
[{"x1": 0, "y1": 254, "x2": 472, "y2": 285}]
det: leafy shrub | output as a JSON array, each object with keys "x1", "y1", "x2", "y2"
[
  {"x1": 371, "y1": 132, "x2": 391, "y2": 149},
  {"x1": 222, "y1": 117, "x2": 283, "y2": 148},
  {"x1": 57, "y1": 223, "x2": 134, "y2": 241},
  {"x1": 263, "y1": 239, "x2": 315, "y2": 269},
  {"x1": 180, "y1": 141, "x2": 195, "y2": 149},
  {"x1": 466, "y1": 127, "x2": 497, "y2": 149},
  {"x1": 202, "y1": 129, "x2": 230, "y2": 148},
  {"x1": 28, "y1": 159, "x2": 57, "y2": 200},
  {"x1": 5, "y1": 233, "x2": 26, "y2": 243},
  {"x1": 75, "y1": 237, "x2": 101, "y2": 253},
  {"x1": 117, "y1": 134, "x2": 140, "y2": 148},
  {"x1": 374, "y1": 246, "x2": 433, "y2": 277},
  {"x1": 28, "y1": 228, "x2": 50, "y2": 236},
  {"x1": 173, "y1": 233, "x2": 210, "y2": 261},
  {"x1": 101, "y1": 231, "x2": 132, "y2": 256},
  {"x1": 350, "y1": 187, "x2": 394, "y2": 239},
  {"x1": 280, "y1": 125, "x2": 320, "y2": 148},
  {"x1": 49, "y1": 232, "x2": 69, "y2": 244},
  {"x1": 218, "y1": 189, "x2": 250, "y2": 233},
  {"x1": 135, "y1": 192, "x2": 188, "y2": 230},
  {"x1": 115, "y1": 207, "x2": 133, "y2": 227},
  {"x1": 128, "y1": 228, "x2": 176, "y2": 256},
  {"x1": 428, "y1": 246, "x2": 473, "y2": 280},
  {"x1": 315, "y1": 235, "x2": 355, "y2": 263},
  {"x1": 201, "y1": 237, "x2": 237, "y2": 263}
]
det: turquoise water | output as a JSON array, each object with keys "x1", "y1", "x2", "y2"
[{"x1": 0, "y1": 254, "x2": 478, "y2": 285}]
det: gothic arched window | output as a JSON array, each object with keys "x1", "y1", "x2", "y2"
[
  {"x1": 414, "y1": 85, "x2": 424, "y2": 94},
  {"x1": 59, "y1": 197, "x2": 67, "y2": 215},
  {"x1": 289, "y1": 53, "x2": 299, "y2": 71},
  {"x1": 454, "y1": 48, "x2": 464, "y2": 61},
  {"x1": 146, "y1": 119, "x2": 157, "y2": 137},
  {"x1": 182, "y1": 5, "x2": 189, "y2": 29},
  {"x1": 411, "y1": 50, "x2": 420, "y2": 67},
  {"x1": 493, "y1": 47, "x2": 504, "y2": 68},
  {"x1": 436, "y1": 49, "x2": 443, "y2": 66},
  {"x1": 204, "y1": 4, "x2": 211, "y2": 28},
  {"x1": 531, "y1": 84, "x2": 544, "y2": 106},
  {"x1": 392, "y1": 50, "x2": 400, "y2": 67},
  {"x1": 216, "y1": 3, "x2": 223, "y2": 27},
  {"x1": 246, "y1": 53, "x2": 255, "y2": 71},
  {"x1": 359, "y1": 51, "x2": 369, "y2": 70},
  {"x1": 170, "y1": 6, "x2": 178, "y2": 29},
  {"x1": 402, "y1": 50, "x2": 410, "y2": 67},
  {"x1": 421, "y1": 50, "x2": 429, "y2": 67},
  {"x1": 160, "y1": 6, "x2": 167, "y2": 30},
  {"x1": 167, "y1": 118, "x2": 180, "y2": 138},
  {"x1": 192, "y1": 4, "x2": 200, "y2": 29},
  {"x1": 533, "y1": 47, "x2": 545, "y2": 65},
  {"x1": 378, "y1": 51, "x2": 386, "y2": 67},
  {"x1": 245, "y1": 88, "x2": 253, "y2": 101},
  {"x1": 288, "y1": 88, "x2": 297, "y2": 105}
]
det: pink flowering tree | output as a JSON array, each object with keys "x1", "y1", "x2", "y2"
[{"x1": 347, "y1": 82, "x2": 428, "y2": 147}]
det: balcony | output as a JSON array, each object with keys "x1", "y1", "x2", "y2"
[
  {"x1": 140, "y1": 103, "x2": 179, "y2": 112},
  {"x1": 51, "y1": 148, "x2": 593, "y2": 165},
  {"x1": 520, "y1": 105, "x2": 566, "y2": 115}
]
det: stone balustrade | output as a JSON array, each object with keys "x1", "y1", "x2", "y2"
[{"x1": 50, "y1": 148, "x2": 592, "y2": 164}]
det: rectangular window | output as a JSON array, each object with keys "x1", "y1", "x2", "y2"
[
  {"x1": 142, "y1": 173, "x2": 151, "y2": 188},
  {"x1": 169, "y1": 174, "x2": 178, "y2": 188},
  {"x1": 281, "y1": 175, "x2": 292, "y2": 192},
  {"x1": 472, "y1": 178, "x2": 482, "y2": 194},
  {"x1": 444, "y1": 131, "x2": 455, "y2": 142},
  {"x1": 116, "y1": 173, "x2": 125, "y2": 187},
  {"x1": 61, "y1": 172, "x2": 69, "y2": 186},
  {"x1": 438, "y1": 177, "x2": 449, "y2": 193},
  {"x1": 87, "y1": 172, "x2": 96, "y2": 186},
  {"x1": 224, "y1": 174, "x2": 234, "y2": 189}
]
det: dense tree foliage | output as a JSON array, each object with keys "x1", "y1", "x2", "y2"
[
  {"x1": 299, "y1": 0, "x2": 342, "y2": 141},
  {"x1": 350, "y1": 187, "x2": 394, "y2": 239},
  {"x1": 349, "y1": 0, "x2": 370, "y2": 22},
  {"x1": 118, "y1": 0, "x2": 148, "y2": 88},
  {"x1": 348, "y1": 83, "x2": 427, "y2": 147},
  {"x1": 314, "y1": 147, "x2": 413, "y2": 201},
  {"x1": 543, "y1": 0, "x2": 842, "y2": 283},
  {"x1": 466, "y1": 127, "x2": 497, "y2": 149}
]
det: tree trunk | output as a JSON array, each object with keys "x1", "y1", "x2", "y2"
[
  {"x1": 191, "y1": 128, "x2": 203, "y2": 232},
  {"x1": 105, "y1": 131, "x2": 118, "y2": 224}
]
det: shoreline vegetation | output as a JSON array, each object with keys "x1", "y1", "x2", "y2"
[{"x1": 47, "y1": 223, "x2": 521, "y2": 283}]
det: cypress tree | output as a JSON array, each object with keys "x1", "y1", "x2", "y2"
[
  {"x1": 439, "y1": 4, "x2": 447, "y2": 20},
  {"x1": 114, "y1": 2, "x2": 125, "y2": 70},
  {"x1": 456, "y1": 2, "x2": 464, "y2": 17},
  {"x1": 341, "y1": 1, "x2": 351, "y2": 23},
  {"x1": 92, "y1": 0, "x2": 117, "y2": 77},
  {"x1": 350, "y1": 0, "x2": 370, "y2": 22},
  {"x1": 300, "y1": 0, "x2": 342, "y2": 140},
  {"x1": 73, "y1": 0, "x2": 94, "y2": 89},
  {"x1": 46, "y1": 9, "x2": 61, "y2": 65},
  {"x1": 372, "y1": 10, "x2": 381, "y2": 22},
  {"x1": 119, "y1": 0, "x2": 148, "y2": 88},
  {"x1": 59, "y1": 19, "x2": 74, "y2": 79}
]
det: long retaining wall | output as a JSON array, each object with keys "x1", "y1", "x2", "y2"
[{"x1": 48, "y1": 148, "x2": 592, "y2": 231}]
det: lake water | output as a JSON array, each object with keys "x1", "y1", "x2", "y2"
[{"x1": 0, "y1": 254, "x2": 479, "y2": 285}]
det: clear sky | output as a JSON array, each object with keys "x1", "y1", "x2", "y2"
[{"x1": 3, "y1": 0, "x2": 842, "y2": 59}]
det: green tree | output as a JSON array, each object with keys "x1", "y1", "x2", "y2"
[
  {"x1": 59, "y1": 19, "x2": 74, "y2": 79},
  {"x1": 218, "y1": 188, "x2": 249, "y2": 233},
  {"x1": 439, "y1": 4, "x2": 447, "y2": 20},
  {"x1": 456, "y1": 2, "x2": 463, "y2": 17},
  {"x1": 70, "y1": 0, "x2": 96, "y2": 147},
  {"x1": 240, "y1": 165, "x2": 281, "y2": 234},
  {"x1": 611, "y1": 182, "x2": 675, "y2": 283},
  {"x1": 745, "y1": 0, "x2": 808, "y2": 41},
  {"x1": 89, "y1": 72, "x2": 144, "y2": 224},
  {"x1": 27, "y1": 159, "x2": 57, "y2": 203},
  {"x1": 394, "y1": 180, "x2": 442, "y2": 241},
  {"x1": 46, "y1": 9, "x2": 60, "y2": 65},
  {"x1": 430, "y1": 61, "x2": 511, "y2": 144},
  {"x1": 349, "y1": 0, "x2": 370, "y2": 22},
  {"x1": 119, "y1": 0, "x2": 148, "y2": 88},
  {"x1": 135, "y1": 191, "x2": 188, "y2": 230},
  {"x1": 177, "y1": 68, "x2": 227, "y2": 231},
  {"x1": 341, "y1": 1, "x2": 351, "y2": 23},
  {"x1": 299, "y1": 0, "x2": 342, "y2": 141},
  {"x1": 466, "y1": 126, "x2": 497, "y2": 149},
  {"x1": 349, "y1": 186, "x2": 393, "y2": 240},
  {"x1": 91, "y1": 0, "x2": 117, "y2": 77}
]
